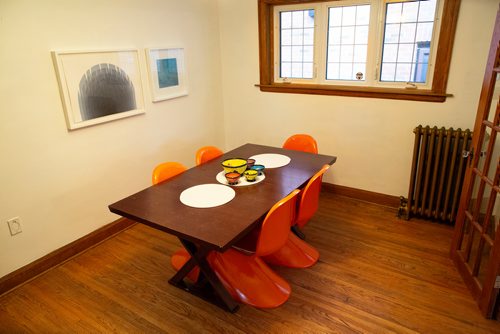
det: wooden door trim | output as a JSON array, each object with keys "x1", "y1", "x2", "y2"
[{"x1": 451, "y1": 6, "x2": 500, "y2": 319}]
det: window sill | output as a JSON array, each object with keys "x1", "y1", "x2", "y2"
[{"x1": 255, "y1": 83, "x2": 451, "y2": 102}]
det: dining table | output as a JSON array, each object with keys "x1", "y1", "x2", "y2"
[{"x1": 108, "y1": 143, "x2": 337, "y2": 312}]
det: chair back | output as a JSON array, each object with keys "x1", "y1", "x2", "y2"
[
  {"x1": 255, "y1": 190, "x2": 300, "y2": 257},
  {"x1": 152, "y1": 162, "x2": 187, "y2": 185},
  {"x1": 295, "y1": 165, "x2": 330, "y2": 228},
  {"x1": 196, "y1": 146, "x2": 223, "y2": 166},
  {"x1": 282, "y1": 134, "x2": 318, "y2": 154}
]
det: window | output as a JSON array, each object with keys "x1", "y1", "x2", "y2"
[{"x1": 258, "y1": 0, "x2": 460, "y2": 102}]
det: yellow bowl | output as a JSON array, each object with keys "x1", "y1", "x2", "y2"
[
  {"x1": 244, "y1": 169, "x2": 258, "y2": 182},
  {"x1": 221, "y1": 158, "x2": 248, "y2": 174}
]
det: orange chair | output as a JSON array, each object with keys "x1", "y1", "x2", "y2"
[
  {"x1": 196, "y1": 146, "x2": 223, "y2": 166},
  {"x1": 152, "y1": 162, "x2": 187, "y2": 185},
  {"x1": 171, "y1": 190, "x2": 300, "y2": 308},
  {"x1": 263, "y1": 164, "x2": 330, "y2": 268},
  {"x1": 282, "y1": 134, "x2": 318, "y2": 154}
]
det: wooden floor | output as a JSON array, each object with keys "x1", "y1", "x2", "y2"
[{"x1": 1, "y1": 192, "x2": 499, "y2": 333}]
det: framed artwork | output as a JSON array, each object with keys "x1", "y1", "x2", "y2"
[
  {"x1": 52, "y1": 49, "x2": 145, "y2": 130},
  {"x1": 146, "y1": 47, "x2": 188, "y2": 102}
]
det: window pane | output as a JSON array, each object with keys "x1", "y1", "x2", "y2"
[
  {"x1": 416, "y1": 22, "x2": 434, "y2": 42},
  {"x1": 353, "y1": 44, "x2": 367, "y2": 63},
  {"x1": 303, "y1": 28, "x2": 314, "y2": 45},
  {"x1": 340, "y1": 45, "x2": 354, "y2": 62},
  {"x1": 330, "y1": 7, "x2": 342, "y2": 27},
  {"x1": 292, "y1": 11, "x2": 304, "y2": 28},
  {"x1": 356, "y1": 5, "x2": 370, "y2": 25},
  {"x1": 327, "y1": 62, "x2": 340, "y2": 79},
  {"x1": 384, "y1": 24, "x2": 400, "y2": 43},
  {"x1": 328, "y1": 45, "x2": 341, "y2": 62},
  {"x1": 419, "y1": 0, "x2": 437, "y2": 21},
  {"x1": 281, "y1": 12, "x2": 292, "y2": 29},
  {"x1": 329, "y1": 27, "x2": 342, "y2": 45},
  {"x1": 279, "y1": 9, "x2": 315, "y2": 79},
  {"x1": 397, "y1": 43, "x2": 414, "y2": 62},
  {"x1": 281, "y1": 46, "x2": 291, "y2": 62},
  {"x1": 291, "y1": 62, "x2": 303, "y2": 77},
  {"x1": 292, "y1": 29, "x2": 303, "y2": 45},
  {"x1": 395, "y1": 63, "x2": 412, "y2": 81},
  {"x1": 401, "y1": 1, "x2": 418, "y2": 23},
  {"x1": 303, "y1": 62, "x2": 314, "y2": 78},
  {"x1": 343, "y1": 6, "x2": 356, "y2": 26},
  {"x1": 355, "y1": 26, "x2": 369, "y2": 44},
  {"x1": 303, "y1": 46, "x2": 314, "y2": 62},
  {"x1": 382, "y1": 44, "x2": 398, "y2": 63},
  {"x1": 381, "y1": 63, "x2": 396, "y2": 81},
  {"x1": 281, "y1": 62, "x2": 291, "y2": 77},
  {"x1": 400, "y1": 23, "x2": 416, "y2": 43},
  {"x1": 281, "y1": 29, "x2": 292, "y2": 45},
  {"x1": 327, "y1": 4, "x2": 370, "y2": 81},
  {"x1": 292, "y1": 46, "x2": 303, "y2": 62},
  {"x1": 339, "y1": 63, "x2": 353, "y2": 80},
  {"x1": 386, "y1": 3, "x2": 402, "y2": 23},
  {"x1": 381, "y1": 1, "x2": 437, "y2": 84},
  {"x1": 341, "y1": 26, "x2": 355, "y2": 44},
  {"x1": 353, "y1": 63, "x2": 366, "y2": 81},
  {"x1": 304, "y1": 10, "x2": 315, "y2": 28}
]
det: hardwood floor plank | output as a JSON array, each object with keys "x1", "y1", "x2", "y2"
[{"x1": 1, "y1": 192, "x2": 499, "y2": 333}]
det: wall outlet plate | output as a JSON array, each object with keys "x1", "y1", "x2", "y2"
[{"x1": 7, "y1": 217, "x2": 22, "y2": 236}]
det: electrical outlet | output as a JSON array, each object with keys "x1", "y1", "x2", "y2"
[{"x1": 7, "y1": 217, "x2": 22, "y2": 236}]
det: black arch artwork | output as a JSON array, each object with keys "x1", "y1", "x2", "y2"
[{"x1": 78, "y1": 63, "x2": 137, "y2": 121}]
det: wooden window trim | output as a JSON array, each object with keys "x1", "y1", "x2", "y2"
[{"x1": 257, "y1": 0, "x2": 461, "y2": 102}]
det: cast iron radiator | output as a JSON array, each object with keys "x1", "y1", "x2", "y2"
[{"x1": 400, "y1": 125, "x2": 473, "y2": 224}]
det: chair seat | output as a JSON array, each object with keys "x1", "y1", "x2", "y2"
[
  {"x1": 262, "y1": 232, "x2": 319, "y2": 268},
  {"x1": 171, "y1": 247, "x2": 291, "y2": 308}
]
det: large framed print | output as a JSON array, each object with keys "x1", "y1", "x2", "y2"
[
  {"x1": 52, "y1": 49, "x2": 145, "y2": 130},
  {"x1": 146, "y1": 47, "x2": 188, "y2": 102}
]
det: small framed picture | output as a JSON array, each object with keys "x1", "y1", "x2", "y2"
[
  {"x1": 146, "y1": 47, "x2": 188, "y2": 102},
  {"x1": 52, "y1": 49, "x2": 145, "y2": 130}
]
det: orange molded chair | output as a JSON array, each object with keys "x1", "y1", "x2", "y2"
[
  {"x1": 282, "y1": 134, "x2": 318, "y2": 154},
  {"x1": 263, "y1": 165, "x2": 330, "y2": 268},
  {"x1": 171, "y1": 190, "x2": 300, "y2": 308},
  {"x1": 151, "y1": 162, "x2": 200, "y2": 280},
  {"x1": 196, "y1": 146, "x2": 223, "y2": 166},
  {"x1": 152, "y1": 162, "x2": 187, "y2": 185}
]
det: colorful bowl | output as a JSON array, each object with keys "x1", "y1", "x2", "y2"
[
  {"x1": 243, "y1": 169, "x2": 258, "y2": 182},
  {"x1": 246, "y1": 158, "x2": 256, "y2": 169},
  {"x1": 225, "y1": 172, "x2": 241, "y2": 185},
  {"x1": 250, "y1": 164, "x2": 265, "y2": 175},
  {"x1": 221, "y1": 158, "x2": 248, "y2": 174}
]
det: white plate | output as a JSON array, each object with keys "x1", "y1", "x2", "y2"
[
  {"x1": 248, "y1": 153, "x2": 291, "y2": 168},
  {"x1": 216, "y1": 171, "x2": 265, "y2": 186},
  {"x1": 179, "y1": 184, "x2": 235, "y2": 208}
]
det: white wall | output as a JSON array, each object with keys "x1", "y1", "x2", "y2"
[
  {"x1": 217, "y1": 0, "x2": 498, "y2": 196},
  {"x1": 0, "y1": 0, "x2": 225, "y2": 277}
]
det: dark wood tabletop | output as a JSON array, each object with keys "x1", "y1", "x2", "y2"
[{"x1": 109, "y1": 143, "x2": 336, "y2": 251}]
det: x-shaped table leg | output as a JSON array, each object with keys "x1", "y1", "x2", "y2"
[{"x1": 168, "y1": 239, "x2": 240, "y2": 313}]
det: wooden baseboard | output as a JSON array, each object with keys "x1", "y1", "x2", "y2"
[
  {"x1": 0, "y1": 218, "x2": 136, "y2": 296},
  {"x1": 322, "y1": 183, "x2": 400, "y2": 208}
]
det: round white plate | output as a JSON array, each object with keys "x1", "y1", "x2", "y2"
[
  {"x1": 215, "y1": 171, "x2": 265, "y2": 186},
  {"x1": 248, "y1": 153, "x2": 291, "y2": 168},
  {"x1": 179, "y1": 184, "x2": 235, "y2": 208}
]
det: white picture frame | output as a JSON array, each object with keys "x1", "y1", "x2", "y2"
[
  {"x1": 146, "y1": 47, "x2": 188, "y2": 102},
  {"x1": 52, "y1": 49, "x2": 145, "y2": 130}
]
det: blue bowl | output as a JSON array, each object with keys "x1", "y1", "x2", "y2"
[{"x1": 250, "y1": 164, "x2": 265, "y2": 175}]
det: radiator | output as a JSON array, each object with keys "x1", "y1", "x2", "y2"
[{"x1": 402, "y1": 125, "x2": 473, "y2": 224}]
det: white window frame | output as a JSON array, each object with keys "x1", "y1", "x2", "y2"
[{"x1": 273, "y1": 0, "x2": 444, "y2": 90}]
